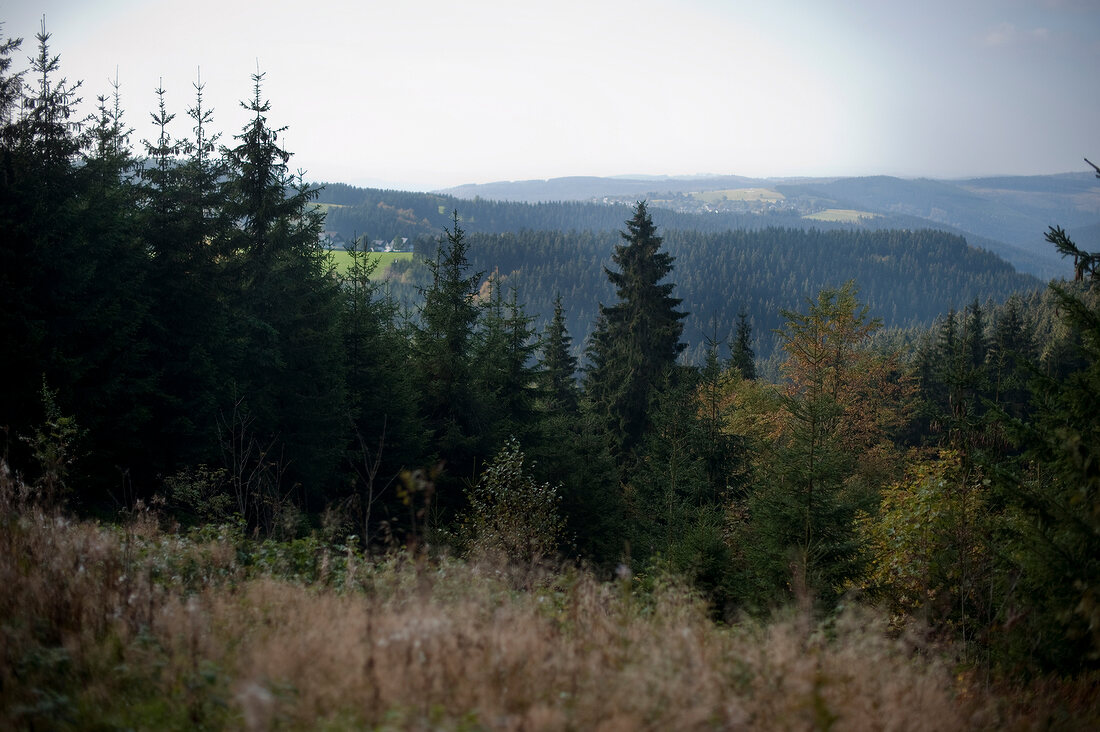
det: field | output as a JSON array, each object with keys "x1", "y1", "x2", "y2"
[
  {"x1": 327, "y1": 250, "x2": 414, "y2": 279},
  {"x1": 803, "y1": 208, "x2": 881, "y2": 222},
  {"x1": 3, "y1": 469, "x2": 1099, "y2": 730},
  {"x1": 691, "y1": 188, "x2": 786, "y2": 204}
]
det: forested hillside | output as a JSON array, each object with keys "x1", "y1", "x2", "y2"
[
  {"x1": 447, "y1": 227, "x2": 1041, "y2": 368},
  {"x1": 3, "y1": 21, "x2": 1100, "y2": 730},
  {"x1": 434, "y1": 172, "x2": 1100, "y2": 279},
  {"x1": 318, "y1": 177, "x2": 1094, "y2": 279},
  {"x1": 318, "y1": 182, "x2": 822, "y2": 240}
]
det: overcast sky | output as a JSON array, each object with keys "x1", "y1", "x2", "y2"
[{"x1": 5, "y1": 0, "x2": 1099, "y2": 190}]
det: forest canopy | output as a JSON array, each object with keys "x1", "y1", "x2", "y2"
[{"x1": 2, "y1": 19, "x2": 1100, "y2": 729}]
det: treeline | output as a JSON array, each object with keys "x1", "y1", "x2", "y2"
[
  {"x1": 384, "y1": 227, "x2": 1040, "y2": 368},
  {"x1": 4, "y1": 23, "x2": 1100, "y2": 679}
]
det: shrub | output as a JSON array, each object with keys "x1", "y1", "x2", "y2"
[{"x1": 462, "y1": 437, "x2": 563, "y2": 563}]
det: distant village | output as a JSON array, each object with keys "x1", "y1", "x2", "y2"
[{"x1": 319, "y1": 231, "x2": 412, "y2": 252}]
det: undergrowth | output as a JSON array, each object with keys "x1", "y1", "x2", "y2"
[{"x1": 1, "y1": 463, "x2": 1097, "y2": 730}]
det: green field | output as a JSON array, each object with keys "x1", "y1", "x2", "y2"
[
  {"x1": 327, "y1": 250, "x2": 414, "y2": 279},
  {"x1": 803, "y1": 208, "x2": 880, "y2": 223},
  {"x1": 691, "y1": 188, "x2": 785, "y2": 204}
]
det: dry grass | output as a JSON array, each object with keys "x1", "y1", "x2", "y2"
[{"x1": 2, "y1": 465, "x2": 1097, "y2": 730}]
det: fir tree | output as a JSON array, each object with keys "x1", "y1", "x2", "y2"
[
  {"x1": 585, "y1": 201, "x2": 687, "y2": 462},
  {"x1": 999, "y1": 253, "x2": 1100, "y2": 668},
  {"x1": 473, "y1": 281, "x2": 541, "y2": 451},
  {"x1": 730, "y1": 309, "x2": 757, "y2": 380},
  {"x1": 412, "y1": 211, "x2": 484, "y2": 504},
  {"x1": 540, "y1": 293, "x2": 579, "y2": 413},
  {"x1": 220, "y1": 70, "x2": 346, "y2": 505}
]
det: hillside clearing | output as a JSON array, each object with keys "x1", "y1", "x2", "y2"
[
  {"x1": 804, "y1": 208, "x2": 881, "y2": 222},
  {"x1": 691, "y1": 187, "x2": 785, "y2": 203},
  {"x1": 327, "y1": 250, "x2": 413, "y2": 278}
]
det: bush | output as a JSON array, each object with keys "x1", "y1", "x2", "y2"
[{"x1": 462, "y1": 438, "x2": 564, "y2": 563}]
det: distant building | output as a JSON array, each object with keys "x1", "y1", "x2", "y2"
[{"x1": 319, "y1": 231, "x2": 347, "y2": 249}]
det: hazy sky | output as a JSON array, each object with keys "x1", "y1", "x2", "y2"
[{"x1": 5, "y1": 0, "x2": 1099, "y2": 189}]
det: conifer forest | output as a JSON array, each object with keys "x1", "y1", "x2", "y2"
[{"x1": 2, "y1": 21, "x2": 1100, "y2": 730}]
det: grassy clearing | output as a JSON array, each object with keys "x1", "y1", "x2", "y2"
[
  {"x1": 327, "y1": 250, "x2": 414, "y2": 278},
  {"x1": 3, "y1": 469, "x2": 1098, "y2": 730},
  {"x1": 691, "y1": 188, "x2": 785, "y2": 204},
  {"x1": 803, "y1": 208, "x2": 881, "y2": 222}
]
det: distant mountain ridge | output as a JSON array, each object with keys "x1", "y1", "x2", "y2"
[
  {"x1": 437, "y1": 175, "x2": 766, "y2": 202},
  {"x1": 313, "y1": 171, "x2": 1100, "y2": 280},
  {"x1": 434, "y1": 172, "x2": 1100, "y2": 279}
]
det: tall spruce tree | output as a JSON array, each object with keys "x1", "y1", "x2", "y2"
[
  {"x1": 1, "y1": 23, "x2": 155, "y2": 494},
  {"x1": 996, "y1": 184, "x2": 1100, "y2": 668},
  {"x1": 0, "y1": 22, "x2": 84, "y2": 466},
  {"x1": 731, "y1": 309, "x2": 757, "y2": 380},
  {"x1": 541, "y1": 293, "x2": 579, "y2": 413},
  {"x1": 221, "y1": 71, "x2": 346, "y2": 505},
  {"x1": 473, "y1": 283, "x2": 541, "y2": 450},
  {"x1": 140, "y1": 78, "x2": 230, "y2": 473},
  {"x1": 412, "y1": 211, "x2": 484, "y2": 508},
  {"x1": 341, "y1": 236, "x2": 423, "y2": 543},
  {"x1": 584, "y1": 201, "x2": 687, "y2": 462}
]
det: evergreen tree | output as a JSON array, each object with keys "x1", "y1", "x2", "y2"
[
  {"x1": 72, "y1": 79, "x2": 157, "y2": 485},
  {"x1": 730, "y1": 309, "x2": 757, "y2": 380},
  {"x1": 996, "y1": 211, "x2": 1100, "y2": 668},
  {"x1": 472, "y1": 281, "x2": 541, "y2": 451},
  {"x1": 412, "y1": 211, "x2": 484, "y2": 507},
  {"x1": 584, "y1": 201, "x2": 687, "y2": 462},
  {"x1": 341, "y1": 236, "x2": 424, "y2": 544},
  {"x1": 747, "y1": 283, "x2": 906, "y2": 604},
  {"x1": 0, "y1": 22, "x2": 84, "y2": 465},
  {"x1": 220, "y1": 71, "x2": 346, "y2": 507},
  {"x1": 0, "y1": 23, "x2": 154, "y2": 494},
  {"x1": 696, "y1": 331, "x2": 744, "y2": 502},
  {"x1": 540, "y1": 293, "x2": 579, "y2": 413},
  {"x1": 140, "y1": 78, "x2": 231, "y2": 472},
  {"x1": 988, "y1": 295, "x2": 1035, "y2": 422},
  {"x1": 529, "y1": 294, "x2": 625, "y2": 566}
]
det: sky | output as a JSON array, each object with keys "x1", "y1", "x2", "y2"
[{"x1": 4, "y1": 0, "x2": 1099, "y2": 190}]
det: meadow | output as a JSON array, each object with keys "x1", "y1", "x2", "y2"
[
  {"x1": 803, "y1": 208, "x2": 881, "y2": 222},
  {"x1": 327, "y1": 250, "x2": 414, "y2": 279},
  {"x1": 691, "y1": 188, "x2": 786, "y2": 204},
  {"x1": 3, "y1": 467, "x2": 1097, "y2": 730}
]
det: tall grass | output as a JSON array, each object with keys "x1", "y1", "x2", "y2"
[{"x1": 2, "y1": 464, "x2": 1096, "y2": 730}]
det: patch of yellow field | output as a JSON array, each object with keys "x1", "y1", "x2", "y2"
[
  {"x1": 803, "y1": 208, "x2": 880, "y2": 222},
  {"x1": 692, "y1": 188, "x2": 785, "y2": 203},
  {"x1": 327, "y1": 250, "x2": 414, "y2": 279}
]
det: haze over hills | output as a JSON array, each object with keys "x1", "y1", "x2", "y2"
[
  {"x1": 315, "y1": 171, "x2": 1100, "y2": 281},
  {"x1": 434, "y1": 171, "x2": 1100, "y2": 280}
]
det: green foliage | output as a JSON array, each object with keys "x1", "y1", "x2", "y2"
[
  {"x1": 472, "y1": 282, "x2": 541, "y2": 450},
  {"x1": 731, "y1": 309, "x2": 757, "y2": 380},
  {"x1": 999, "y1": 279, "x2": 1100, "y2": 667},
  {"x1": 745, "y1": 284, "x2": 904, "y2": 606},
  {"x1": 411, "y1": 212, "x2": 485, "y2": 507},
  {"x1": 462, "y1": 438, "x2": 564, "y2": 563},
  {"x1": 164, "y1": 464, "x2": 233, "y2": 524},
  {"x1": 630, "y1": 372, "x2": 739, "y2": 610},
  {"x1": 220, "y1": 71, "x2": 347, "y2": 499},
  {"x1": 540, "y1": 293, "x2": 579, "y2": 412},
  {"x1": 341, "y1": 235, "x2": 424, "y2": 539},
  {"x1": 860, "y1": 451, "x2": 995, "y2": 647},
  {"x1": 22, "y1": 379, "x2": 84, "y2": 506},
  {"x1": 586, "y1": 202, "x2": 687, "y2": 461}
]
